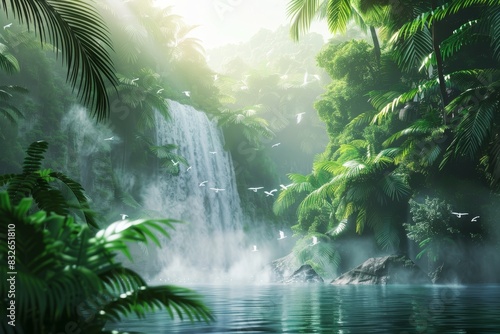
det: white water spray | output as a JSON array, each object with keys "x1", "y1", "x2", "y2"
[{"x1": 143, "y1": 101, "x2": 270, "y2": 284}]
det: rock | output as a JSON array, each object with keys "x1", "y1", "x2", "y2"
[
  {"x1": 269, "y1": 252, "x2": 301, "y2": 282},
  {"x1": 331, "y1": 255, "x2": 431, "y2": 285},
  {"x1": 285, "y1": 264, "x2": 324, "y2": 283}
]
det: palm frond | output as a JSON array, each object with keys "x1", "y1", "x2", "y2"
[
  {"x1": 287, "y1": 0, "x2": 322, "y2": 40},
  {"x1": 0, "y1": 42, "x2": 19, "y2": 73},
  {"x1": 102, "y1": 285, "x2": 213, "y2": 323},
  {"x1": 326, "y1": 0, "x2": 353, "y2": 33},
  {"x1": 1, "y1": 0, "x2": 118, "y2": 120}
]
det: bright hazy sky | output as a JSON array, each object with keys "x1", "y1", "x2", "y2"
[{"x1": 153, "y1": 0, "x2": 331, "y2": 48}]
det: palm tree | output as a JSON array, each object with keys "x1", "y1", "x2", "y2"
[
  {"x1": 373, "y1": 1, "x2": 500, "y2": 185},
  {"x1": 286, "y1": 0, "x2": 382, "y2": 63},
  {"x1": 0, "y1": 0, "x2": 118, "y2": 120},
  {"x1": 0, "y1": 192, "x2": 213, "y2": 333},
  {"x1": 215, "y1": 105, "x2": 275, "y2": 149},
  {"x1": 280, "y1": 141, "x2": 410, "y2": 250}
]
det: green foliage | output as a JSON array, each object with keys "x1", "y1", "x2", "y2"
[
  {"x1": 2, "y1": 141, "x2": 97, "y2": 228},
  {"x1": 292, "y1": 233, "x2": 341, "y2": 278},
  {"x1": 0, "y1": 191, "x2": 213, "y2": 333},
  {"x1": 404, "y1": 196, "x2": 458, "y2": 262},
  {"x1": 215, "y1": 106, "x2": 275, "y2": 148},
  {"x1": 1, "y1": 0, "x2": 118, "y2": 120},
  {"x1": 0, "y1": 84, "x2": 26, "y2": 124}
]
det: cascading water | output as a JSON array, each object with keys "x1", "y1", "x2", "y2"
[{"x1": 143, "y1": 100, "x2": 267, "y2": 283}]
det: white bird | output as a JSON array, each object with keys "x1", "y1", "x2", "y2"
[
  {"x1": 209, "y1": 151, "x2": 217, "y2": 155},
  {"x1": 313, "y1": 74, "x2": 321, "y2": 81},
  {"x1": 278, "y1": 230, "x2": 287, "y2": 240},
  {"x1": 210, "y1": 188, "x2": 225, "y2": 193},
  {"x1": 104, "y1": 136, "x2": 115, "y2": 141},
  {"x1": 186, "y1": 166, "x2": 192, "y2": 171},
  {"x1": 199, "y1": 181, "x2": 208, "y2": 187},
  {"x1": 471, "y1": 216, "x2": 480, "y2": 222},
  {"x1": 451, "y1": 211, "x2": 469, "y2": 218},
  {"x1": 311, "y1": 236, "x2": 319, "y2": 246},
  {"x1": 296, "y1": 112, "x2": 305, "y2": 124},
  {"x1": 264, "y1": 189, "x2": 278, "y2": 197},
  {"x1": 280, "y1": 184, "x2": 292, "y2": 190},
  {"x1": 271, "y1": 143, "x2": 281, "y2": 148},
  {"x1": 171, "y1": 160, "x2": 179, "y2": 166},
  {"x1": 157, "y1": 88, "x2": 164, "y2": 94},
  {"x1": 3, "y1": 23, "x2": 12, "y2": 29},
  {"x1": 252, "y1": 245, "x2": 258, "y2": 252},
  {"x1": 301, "y1": 71, "x2": 309, "y2": 86},
  {"x1": 131, "y1": 78, "x2": 139, "y2": 83},
  {"x1": 182, "y1": 90, "x2": 191, "y2": 97},
  {"x1": 213, "y1": 74, "x2": 218, "y2": 81},
  {"x1": 120, "y1": 214, "x2": 128, "y2": 220},
  {"x1": 248, "y1": 187, "x2": 264, "y2": 192}
]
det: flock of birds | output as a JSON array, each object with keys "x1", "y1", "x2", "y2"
[
  {"x1": 247, "y1": 183, "x2": 292, "y2": 197},
  {"x1": 451, "y1": 211, "x2": 480, "y2": 222}
]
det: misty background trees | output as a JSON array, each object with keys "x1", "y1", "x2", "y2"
[{"x1": 1, "y1": 0, "x2": 500, "y2": 331}]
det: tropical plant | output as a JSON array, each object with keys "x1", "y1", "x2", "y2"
[
  {"x1": 215, "y1": 105, "x2": 275, "y2": 149},
  {"x1": 292, "y1": 233, "x2": 341, "y2": 279},
  {"x1": 114, "y1": 68, "x2": 171, "y2": 132},
  {"x1": 286, "y1": 0, "x2": 382, "y2": 62},
  {"x1": 0, "y1": 140, "x2": 97, "y2": 227},
  {"x1": 0, "y1": 84, "x2": 26, "y2": 124},
  {"x1": 0, "y1": 0, "x2": 118, "y2": 120},
  {"x1": 0, "y1": 191, "x2": 213, "y2": 334},
  {"x1": 404, "y1": 196, "x2": 459, "y2": 263}
]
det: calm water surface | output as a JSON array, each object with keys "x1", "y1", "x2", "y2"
[{"x1": 109, "y1": 284, "x2": 500, "y2": 333}]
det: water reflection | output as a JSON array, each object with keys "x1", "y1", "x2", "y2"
[{"x1": 107, "y1": 284, "x2": 500, "y2": 333}]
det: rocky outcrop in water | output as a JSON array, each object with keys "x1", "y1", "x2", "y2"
[
  {"x1": 285, "y1": 264, "x2": 324, "y2": 283},
  {"x1": 269, "y1": 253, "x2": 301, "y2": 282},
  {"x1": 331, "y1": 255, "x2": 431, "y2": 285}
]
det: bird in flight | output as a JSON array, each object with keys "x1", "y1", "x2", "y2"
[
  {"x1": 210, "y1": 188, "x2": 225, "y2": 193},
  {"x1": 311, "y1": 236, "x2": 319, "y2": 246},
  {"x1": 264, "y1": 189, "x2": 278, "y2": 197},
  {"x1": 209, "y1": 151, "x2": 217, "y2": 155},
  {"x1": 296, "y1": 112, "x2": 305, "y2": 124},
  {"x1": 248, "y1": 187, "x2": 264, "y2": 192},
  {"x1": 471, "y1": 216, "x2": 480, "y2": 222},
  {"x1": 252, "y1": 245, "x2": 258, "y2": 252},
  {"x1": 199, "y1": 181, "x2": 208, "y2": 187},
  {"x1": 3, "y1": 23, "x2": 12, "y2": 29},
  {"x1": 120, "y1": 214, "x2": 128, "y2": 220},
  {"x1": 104, "y1": 136, "x2": 115, "y2": 141},
  {"x1": 301, "y1": 71, "x2": 309, "y2": 86},
  {"x1": 182, "y1": 91, "x2": 191, "y2": 97},
  {"x1": 131, "y1": 78, "x2": 139, "y2": 83},
  {"x1": 186, "y1": 166, "x2": 192, "y2": 171},
  {"x1": 171, "y1": 160, "x2": 179, "y2": 166},
  {"x1": 278, "y1": 230, "x2": 287, "y2": 240},
  {"x1": 157, "y1": 88, "x2": 164, "y2": 94},
  {"x1": 280, "y1": 184, "x2": 292, "y2": 190},
  {"x1": 271, "y1": 143, "x2": 281, "y2": 148},
  {"x1": 451, "y1": 212, "x2": 469, "y2": 218}
]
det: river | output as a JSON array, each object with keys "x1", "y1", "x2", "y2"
[{"x1": 107, "y1": 283, "x2": 500, "y2": 333}]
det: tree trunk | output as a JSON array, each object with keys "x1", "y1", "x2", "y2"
[
  {"x1": 431, "y1": 0, "x2": 449, "y2": 124},
  {"x1": 369, "y1": 25, "x2": 381, "y2": 65}
]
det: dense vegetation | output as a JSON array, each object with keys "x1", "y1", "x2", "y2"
[
  {"x1": 1, "y1": 0, "x2": 500, "y2": 331},
  {"x1": 273, "y1": 0, "x2": 500, "y2": 280}
]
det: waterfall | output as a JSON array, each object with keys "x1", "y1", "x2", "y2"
[{"x1": 142, "y1": 101, "x2": 265, "y2": 283}]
